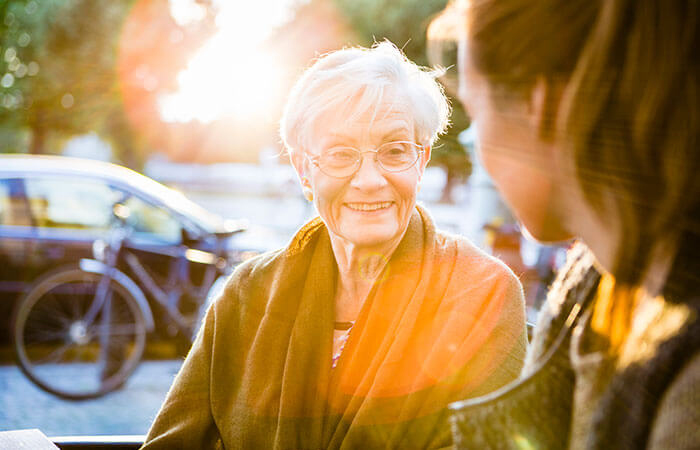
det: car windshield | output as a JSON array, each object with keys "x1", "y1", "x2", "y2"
[{"x1": 121, "y1": 168, "x2": 225, "y2": 234}]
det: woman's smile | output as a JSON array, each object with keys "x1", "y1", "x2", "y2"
[{"x1": 344, "y1": 201, "x2": 394, "y2": 213}]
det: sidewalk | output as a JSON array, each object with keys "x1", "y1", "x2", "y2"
[{"x1": 0, "y1": 360, "x2": 182, "y2": 436}]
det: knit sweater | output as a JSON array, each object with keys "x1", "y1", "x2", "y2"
[
  {"x1": 450, "y1": 242, "x2": 700, "y2": 449},
  {"x1": 570, "y1": 301, "x2": 700, "y2": 449}
]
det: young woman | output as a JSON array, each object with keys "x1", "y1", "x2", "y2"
[{"x1": 430, "y1": 0, "x2": 699, "y2": 448}]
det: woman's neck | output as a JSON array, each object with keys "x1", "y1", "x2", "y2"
[
  {"x1": 566, "y1": 192, "x2": 679, "y2": 306},
  {"x1": 329, "y1": 233, "x2": 402, "y2": 322}
]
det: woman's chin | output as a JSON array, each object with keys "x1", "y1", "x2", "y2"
[
  {"x1": 520, "y1": 222, "x2": 574, "y2": 245},
  {"x1": 336, "y1": 224, "x2": 402, "y2": 249}
]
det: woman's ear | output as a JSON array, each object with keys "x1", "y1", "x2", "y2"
[
  {"x1": 529, "y1": 76, "x2": 564, "y2": 141},
  {"x1": 291, "y1": 151, "x2": 314, "y2": 202},
  {"x1": 421, "y1": 144, "x2": 432, "y2": 169},
  {"x1": 416, "y1": 144, "x2": 431, "y2": 182},
  {"x1": 291, "y1": 151, "x2": 308, "y2": 182}
]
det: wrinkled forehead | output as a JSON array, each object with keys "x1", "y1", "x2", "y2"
[{"x1": 305, "y1": 89, "x2": 417, "y2": 151}]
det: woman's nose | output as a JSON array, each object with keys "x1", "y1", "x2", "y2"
[{"x1": 350, "y1": 153, "x2": 387, "y2": 190}]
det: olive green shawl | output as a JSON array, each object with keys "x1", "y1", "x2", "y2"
[{"x1": 143, "y1": 206, "x2": 526, "y2": 449}]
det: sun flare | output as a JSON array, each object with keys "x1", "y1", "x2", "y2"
[{"x1": 159, "y1": 0, "x2": 296, "y2": 123}]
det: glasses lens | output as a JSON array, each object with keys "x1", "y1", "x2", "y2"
[
  {"x1": 377, "y1": 142, "x2": 420, "y2": 171},
  {"x1": 319, "y1": 147, "x2": 359, "y2": 177}
]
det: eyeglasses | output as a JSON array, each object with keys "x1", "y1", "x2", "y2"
[{"x1": 306, "y1": 141, "x2": 424, "y2": 178}]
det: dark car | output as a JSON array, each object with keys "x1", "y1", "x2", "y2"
[{"x1": 0, "y1": 154, "x2": 254, "y2": 343}]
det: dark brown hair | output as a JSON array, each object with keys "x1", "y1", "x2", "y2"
[{"x1": 430, "y1": 0, "x2": 699, "y2": 350}]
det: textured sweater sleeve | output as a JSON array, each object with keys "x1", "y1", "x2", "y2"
[
  {"x1": 141, "y1": 303, "x2": 221, "y2": 449},
  {"x1": 648, "y1": 352, "x2": 700, "y2": 449}
]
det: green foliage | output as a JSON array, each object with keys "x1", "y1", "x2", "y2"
[
  {"x1": 41, "y1": 0, "x2": 129, "y2": 133},
  {"x1": 0, "y1": 0, "x2": 61, "y2": 151},
  {"x1": 332, "y1": 0, "x2": 448, "y2": 65},
  {"x1": 0, "y1": 0, "x2": 140, "y2": 162}
]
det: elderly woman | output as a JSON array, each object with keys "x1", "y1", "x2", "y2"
[
  {"x1": 429, "y1": 0, "x2": 699, "y2": 448},
  {"x1": 142, "y1": 41, "x2": 526, "y2": 449}
]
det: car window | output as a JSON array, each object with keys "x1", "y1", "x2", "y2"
[
  {"x1": 0, "y1": 178, "x2": 33, "y2": 227},
  {"x1": 18, "y1": 175, "x2": 182, "y2": 244},
  {"x1": 122, "y1": 193, "x2": 182, "y2": 244},
  {"x1": 23, "y1": 177, "x2": 121, "y2": 230}
]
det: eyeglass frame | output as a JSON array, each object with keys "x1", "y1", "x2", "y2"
[{"x1": 305, "y1": 140, "x2": 426, "y2": 178}]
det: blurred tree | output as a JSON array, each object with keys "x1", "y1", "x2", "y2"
[
  {"x1": 0, "y1": 0, "x2": 60, "y2": 154},
  {"x1": 1, "y1": 0, "x2": 215, "y2": 168},
  {"x1": 38, "y1": 0, "x2": 132, "y2": 155},
  {"x1": 0, "y1": 0, "x2": 134, "y2": 158},
  {"x1": 332, "y1": 0, "x2": 471, "y2": 202}
]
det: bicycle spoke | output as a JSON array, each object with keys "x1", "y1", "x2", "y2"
[
  {"x1": 33, "y1": 291, "x2": 74, "y2": 328},
  {"x1": 23, "y1": 328, "x2": 67, "y2": 343},
  {"x1": 89, "y1": 323, "x2": 141, "y2": 337},
  {"x1": 35, "y1": 342, "x2": 72, "y2": 365},
  {"x1": 23, "y1": 317, "x2": 67, "y2": 344}
]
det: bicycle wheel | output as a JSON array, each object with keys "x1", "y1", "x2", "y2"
[{"x1": 12, "y1": 266, "x2": 147, "y2": 400}]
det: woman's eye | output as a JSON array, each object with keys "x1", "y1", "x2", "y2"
[
  {"x1": 326, "y1": 149, "x2": 356, "y2": 161},
  {"x1": 381, "y1": 143, "x2": 410, "y2": 159}
]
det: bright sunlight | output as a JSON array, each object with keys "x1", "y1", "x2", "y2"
[{"x1": 159, "y1": 0, "x2": 299, "y2": 123}]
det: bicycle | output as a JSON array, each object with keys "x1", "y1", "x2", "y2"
[{"x1": 11, "y1": 202, "x2": 245, "y2": 400}]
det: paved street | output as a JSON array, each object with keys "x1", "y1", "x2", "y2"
[{"x1": 0, "y1": 359, "x2": 182, "y2": 437}]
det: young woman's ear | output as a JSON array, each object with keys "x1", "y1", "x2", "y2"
[{"x1": 529, "y1": 76, "x2": 564, "y2": 140}]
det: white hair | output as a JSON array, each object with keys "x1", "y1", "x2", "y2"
[{"x1": 280, "y1": 41, "x2": 451, "y2": 155}]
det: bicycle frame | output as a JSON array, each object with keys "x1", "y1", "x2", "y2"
[
  {"x1": 78, "y1": 258, "x2": 155, "y2": 331},
  {"x1": 122, "y1": 248, "x2": 222, "y2": 336},
  {"x1": 84, "y1": 204, "x2": 237, "y2": 341}
]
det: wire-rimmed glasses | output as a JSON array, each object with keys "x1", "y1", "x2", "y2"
[{"x1": 306, "y1": 141, "x2": 424, "y2": 178}]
